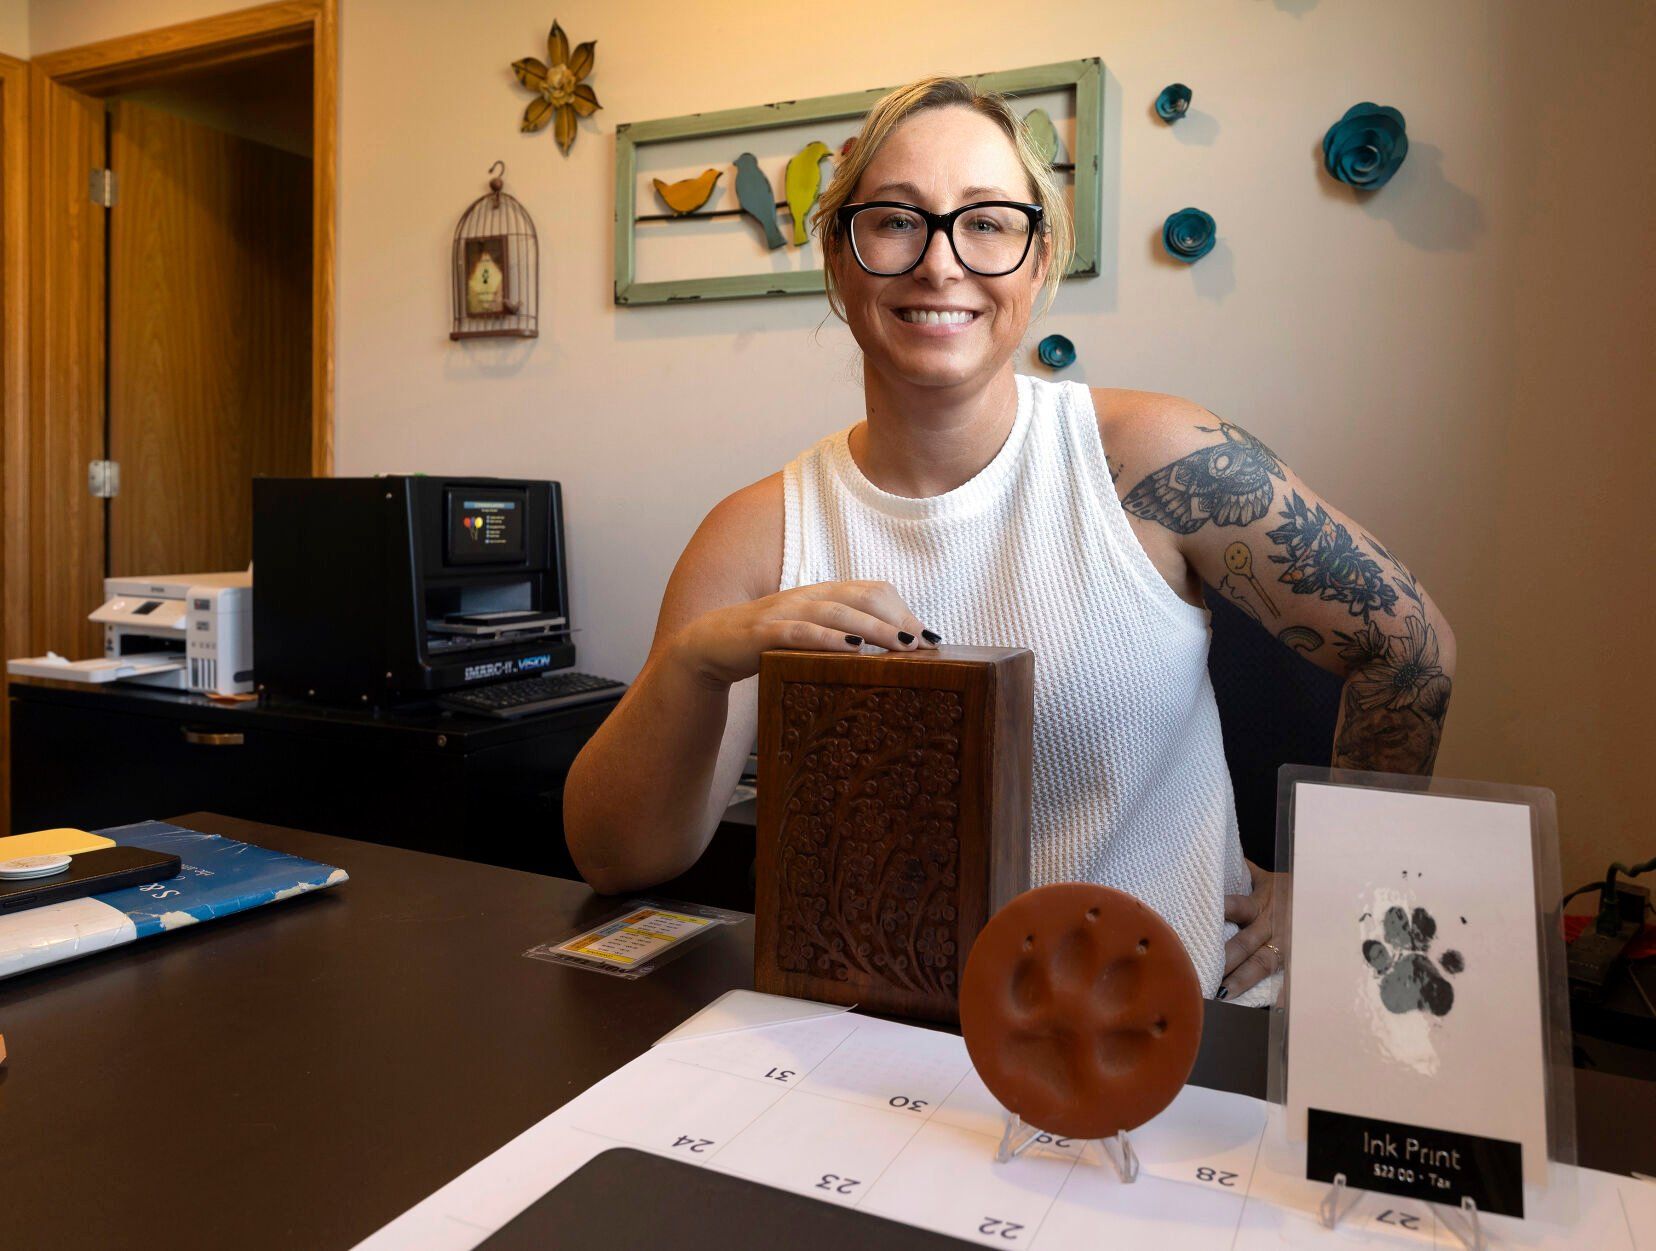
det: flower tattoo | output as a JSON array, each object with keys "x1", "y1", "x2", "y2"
[
  {"x1": 1267, "y1": 491, "x2": 1398, "y2": 621},
  {"x1": 1337, "y1": 616, "x2": 1450, "y2": 714}
]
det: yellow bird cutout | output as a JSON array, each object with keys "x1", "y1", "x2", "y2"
[
  {"x1": 1023, "y1": 109, "x2": 1063, "y2": 166},
  {"x1": 652, "y1": 168, "x2": 722, "y2": 216},
  {"x1": 784, "y1": 141, "x2": 834, "y2": 246}
]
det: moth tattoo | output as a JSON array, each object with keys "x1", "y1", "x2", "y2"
[{"x1": 1123, "y1": 421, "x2": 1286, "y2": 534}]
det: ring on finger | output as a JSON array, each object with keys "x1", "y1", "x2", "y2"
[{"x1": 1264, "y1": 941, "x2": 1282, "y2": 963}]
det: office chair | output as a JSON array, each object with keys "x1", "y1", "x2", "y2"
[{"x1": 1203, "y1": 586, "x2": 1344, "y2": 871}]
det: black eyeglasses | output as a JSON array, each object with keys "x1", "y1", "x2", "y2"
[{"x1": 835, "y1": 200, "x2": 1045, "y2": 277}]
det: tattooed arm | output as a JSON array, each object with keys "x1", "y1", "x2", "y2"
[{"x1": 1096, "y1": 389, "x2": 1457, "y2": 776}]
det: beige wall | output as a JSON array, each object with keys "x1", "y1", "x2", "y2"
[
  {"x1": 29, "y1": 0, "x2": 1655, "y2": 894},
  {"x1": 0, "y1": 0, "x2": 26, "y2": 56},
  {"x1": 30, "y1": 0, "x2": 228, "y2": 54}
]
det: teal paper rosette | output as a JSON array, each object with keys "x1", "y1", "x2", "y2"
[
  {"x1": 1162, "y1": 207, "x2": 1216, "y2": 263},
  {"x1": 1321, "y1": 103, "x2": 1409, "y2": 190},
  {"x1": 1155, "y1": 83, "x2": 1192, "y2": 123},
  {"x1": 1037, "y1": 333, "x2": 1076, "y2": 370}
]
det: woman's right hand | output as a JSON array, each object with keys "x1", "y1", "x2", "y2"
[{"x1": 672, "y1": 580, "x2": 938, "y2": 688}]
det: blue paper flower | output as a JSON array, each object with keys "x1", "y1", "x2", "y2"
[
  {"x1": 1162, "y1": 208, "x2": 1216, "y2": 263},
  {"x1": 1037, "y1": 334, "x2": 1076, "y2": 370},
  {"x1": 1155, "y1": 83, "x2": 1192, "y2": 123},
  {"x1": 1322, "y1": 103, "x2": 1409, "y2": 191}
]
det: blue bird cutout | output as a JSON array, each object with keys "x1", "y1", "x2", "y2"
[{"x1": 734, "y1": 153, "x2": 786, "y2": 250}]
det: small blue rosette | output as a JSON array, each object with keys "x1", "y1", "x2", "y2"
[
  {"x1": 1161, "y1": 207, "x2": 1216, "y2": 263},
  {"x1": 1037, "y1": 334, "x2": 1076, "y2": 370},
  {"x1": 1321, "y1": 103, "x2": 1409, "y2": 190},
  {"x1": 1155, "y1": 83, "x2": 1192, "y2": 123}
]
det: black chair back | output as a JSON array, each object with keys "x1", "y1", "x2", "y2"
[{"x1": 1203, "y1": 586, "x2": 1343, "y2": 870}]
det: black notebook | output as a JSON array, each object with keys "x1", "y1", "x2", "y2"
[{"x1": 477, "y1": 1147, "x2": 972, "y2": 1249}]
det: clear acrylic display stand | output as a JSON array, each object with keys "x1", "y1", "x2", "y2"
[
  {"x1": 1319, "y1": 1171, "x2": 1486, "y2": 1249},
  {"x1": 995, "y1": 1110, "x2": 1139, "y2": 1181},
  {"x1": 1269, "y1": 766, "x2": 1579, "y2": 1238}
]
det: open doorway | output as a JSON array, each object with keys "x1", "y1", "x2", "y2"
[
  {"x1": 106, "y1": 46, "x2": 315, "y2": 576},
  {"x1": 2, "y1": 1, "x2": 336, "y2": 832},
  {"x1": 12, "y1": 0, "x2": 334, "y2": 657}
]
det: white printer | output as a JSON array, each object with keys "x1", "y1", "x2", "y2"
[{"x1": 7, "y1": 571, "x2": 253, "y2": 696}]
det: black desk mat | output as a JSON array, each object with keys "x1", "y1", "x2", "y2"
[{"x1": 477, "y1": 1147, "x2": 972, "y2": 1248}]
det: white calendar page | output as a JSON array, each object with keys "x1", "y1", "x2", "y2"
[{"x1": 355, "y1": 993, "x2": 1646, "y2": 1251}]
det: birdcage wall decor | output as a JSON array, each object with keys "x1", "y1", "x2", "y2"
[{"x1": 451, "y1": 162, "x2": 539, "y2": 340}]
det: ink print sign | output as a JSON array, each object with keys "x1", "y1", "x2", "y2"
[
  {"x1": 1306, "y1": 1110, "x2": 1525, "y2": 1217},
  {"x1": 1284, "y1": 779, "x2": 1552, "y2": 1202}
]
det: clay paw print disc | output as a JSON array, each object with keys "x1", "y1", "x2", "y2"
[{"x1": 960, "y1": 883, "x2": 1203, "y2": 1141}]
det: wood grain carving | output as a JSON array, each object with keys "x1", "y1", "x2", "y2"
[{"x1": 755, "y1": 646, "x2": 1033, "y2": 1023}]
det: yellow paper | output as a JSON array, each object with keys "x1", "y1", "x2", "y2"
[{"x1": 0, "y1": 828, "x2": 114, "y2": 858}]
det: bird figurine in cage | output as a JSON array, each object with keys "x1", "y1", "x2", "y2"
[{"x1": 451, "y1": 161, "x2": 539, "y2": 340}]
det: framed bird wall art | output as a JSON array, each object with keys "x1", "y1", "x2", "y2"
[{"x1": 613, "y1": 59, "x2": 1104, "y2": 306}]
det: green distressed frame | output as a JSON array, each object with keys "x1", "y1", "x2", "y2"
[{"x1": 613, "y1": 58, "x2": 1103, "y2": 306}]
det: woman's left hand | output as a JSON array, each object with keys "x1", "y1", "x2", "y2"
[{"x1": 1220, "y1": 858, "x2": 1285, "y2": 1000}]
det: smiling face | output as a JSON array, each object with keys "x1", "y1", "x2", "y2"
[{"x1": 830, "y1": 105, "x2": 1049, "y2": 395}]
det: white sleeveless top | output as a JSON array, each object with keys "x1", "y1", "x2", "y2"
[{"x1": 780, "y1": 373, "x2": 1254, "y2": 999}]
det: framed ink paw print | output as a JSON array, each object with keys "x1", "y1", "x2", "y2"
[{"x1": 1282, "y1": 771, "x2": 1562, "y2": 1192}]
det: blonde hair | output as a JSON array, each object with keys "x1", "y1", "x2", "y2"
[{"x1": 815, "y1": 76, "x2": 1075, "y2": 321}]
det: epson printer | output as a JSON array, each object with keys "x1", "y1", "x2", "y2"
[
  {"x1": 6, "y1": 571, "x2": 254, "y2": 696},
  {"x1": 252, "y1": 476, "x2": 619, "y2": 714}
]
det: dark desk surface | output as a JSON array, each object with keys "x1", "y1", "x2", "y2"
[
  {"x1": 9, "y1": 675, "x2": 617, "y2": 752},
  {"x1": 0, "y1": 815, "x2": 1648, "y2": 1251}
]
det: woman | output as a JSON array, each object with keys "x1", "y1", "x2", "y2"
[{"x1": 565, "y1": 77, "x2": 1455, "y2": 1004}]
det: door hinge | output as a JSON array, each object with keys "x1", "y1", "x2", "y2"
[
  {"x1": 89, "y1": 168, "x2": 117, "y2": 207},
  {"x1": 88, "y1": 460, "x2": 120, "y2": 498}
]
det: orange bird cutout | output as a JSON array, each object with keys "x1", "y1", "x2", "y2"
[{"x1": 652, "y1": 168, "x2": 722, "y2": 215}]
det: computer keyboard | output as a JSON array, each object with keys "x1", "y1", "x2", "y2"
[{"x1": 439, "y1": 671, "x2": 627, "y2": 719}]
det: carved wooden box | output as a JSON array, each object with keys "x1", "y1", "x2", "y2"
[{"x1": 754, "y1": 646, "x2": 1033, "y2": 1023}]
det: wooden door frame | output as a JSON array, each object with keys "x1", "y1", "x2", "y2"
[
  {"x1": 1, "y1": 52, "x2": 28, "y2": 688},
  {"x1": 0, "y1": 51, "x2": 31, "y2": 835},
  {"x1": 30, "y1": 0, "x2": 335, "y2": 478}
]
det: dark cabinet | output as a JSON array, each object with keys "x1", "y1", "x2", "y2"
[{"x1": 9, "y1": 681, "x2": 612, "y2": 878}]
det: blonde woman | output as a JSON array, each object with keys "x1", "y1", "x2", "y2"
[{"x1": 565, "y1": 77, "x2": 1454, "y2": 1004}]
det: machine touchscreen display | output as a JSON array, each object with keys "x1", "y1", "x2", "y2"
[{"x1": 446, "y1": 489, "x2": 527, "y2": 565}]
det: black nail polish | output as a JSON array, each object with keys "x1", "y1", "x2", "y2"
[
  {"x1": 845, "y1": 635, "x2": 863, "y2": 646},
  {"x1": 921, "y1": 629, "x2": 942, "y2": 644},
  {"x1": 897, "y1": 631, "x2": 915, "y2": 646},
  {"x1": 1216, "y1": 986, "x2": 1229, "y2": 1000}
]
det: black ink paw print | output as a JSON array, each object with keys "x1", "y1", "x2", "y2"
[{"x1": 1362, "y1": 906, "x2": 1464, "y2": 1017}]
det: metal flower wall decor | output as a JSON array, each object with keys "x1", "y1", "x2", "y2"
[{"x1": 513, "y1": 21, "x2": 600, "y2": 154}]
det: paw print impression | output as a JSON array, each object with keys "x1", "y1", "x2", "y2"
[
  {"x1": 960, "y1": 883, "x2": 1203, "y2": 1141},
  {"x1": 1363, "y1": 905, "x2": 1464, "y2": 1017}
]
